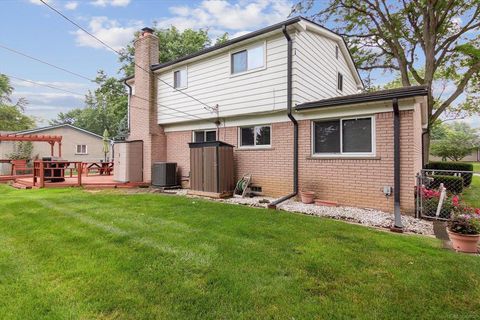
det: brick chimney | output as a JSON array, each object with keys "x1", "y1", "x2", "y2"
[{"x1": 128, "y1": 27, "x2": 167, "y2": 182}]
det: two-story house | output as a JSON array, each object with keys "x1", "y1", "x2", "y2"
[{"x1": 118, "y1": 17, "x2": 428, "y2": 217}]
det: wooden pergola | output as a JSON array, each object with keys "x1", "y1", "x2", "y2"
[{"x1": 0, "y1": 133, "x2": 63, "y2": 157}]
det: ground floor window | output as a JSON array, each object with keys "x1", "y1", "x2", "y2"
[
  {"x1": 313, "y1": 116, "x2": 374, "y2": 156},
  {"x1": 193, "y1": 129, "x2": 217, "y2": 142},
  {"x1": 239, "y1": 125, "x2": 271, "y2": 147},
  {"x1": 76, "y1": 144, "x2": 87, "y2": 154}
]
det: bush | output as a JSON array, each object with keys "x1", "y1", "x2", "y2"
[
  {"x1": 425, "y1": 161, "x2": 473, "y2": 187},
  {"x1": 430, "y1": 175, "x2": 464, "y2": 194}
]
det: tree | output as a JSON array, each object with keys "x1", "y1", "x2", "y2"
[
  {"x1": 215, "y1": 32, "x2": 230, "y2": 45},
  {"x1": 7, "y1": 142, "x2": 33, "y2": 160},
  {"x1": 0, "y1": 74, "x2": 35, "y2": 131},
  {"x1": 431, "y1": 122, "x2": 479, "y2": 161},
  {"x1": 51, "y1": 71, "x2": 128, "y2": 138},
  {"x1": 119, "y1": 26, "x2": 211, "y2": 77},
  {"x1": 293, "y1": 0, "x2": 480, "y2": 157}
]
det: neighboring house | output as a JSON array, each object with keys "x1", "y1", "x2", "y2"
[
  {"x1": 120, "y1": 17, "x2": 429, "y2": 214},
  {"x1": 0, "y1": 124, "x2": 111, "y2": 174}
]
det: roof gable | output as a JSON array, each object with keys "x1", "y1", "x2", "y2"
[{"x1": 16, "y1": 124, "x2": 104, "y2": 140}]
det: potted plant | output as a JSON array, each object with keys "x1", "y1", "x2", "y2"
[
  {"x1": 299, "y1": 191, "x2": 315, "y2": 204},
  {"x1": 447, "y1": 204, "x2": 480, "y2": 253}
]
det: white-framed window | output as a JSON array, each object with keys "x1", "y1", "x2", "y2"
[
  {"x1": 337, "y1": 72, "x2": 343, "y2": 91},
  {"x1": 239, "y1": 125, "x2": 271, "y2": 147},
  {"x1": 231, "y1": 42, "x2": 265, "y2": 75},
  {"x1": 193, "y1": 129, "x2": 217, "y2": 142},
  {"x1": 312, "y1": 116, "x2": 375, "y2": 156},
  {"x1": 76, "y1": 144, "x2": 87, "y2": 154},
  {"x1": 173, "y1": 68, "x2": 187, "y2": 89}
]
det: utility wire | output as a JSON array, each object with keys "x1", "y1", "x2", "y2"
[
  {"x1": 3, "y1": 73, "x2": 200, "y2": 121},
  {"x1": 39, "y1": 0, "x2": 218, "y2": 114},
  {"x1": 4, "y1": 73, "x2": 86, "y2": 97},
  {"x1": 0, "y1": 44, "x2": 94, "y2": 82}
]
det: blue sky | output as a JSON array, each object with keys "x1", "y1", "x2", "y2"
[{"x1": 0, "y1": 0, "x2": 477, "y2": 128}]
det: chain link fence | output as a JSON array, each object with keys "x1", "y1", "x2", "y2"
[{"x1": 416, "y1": 169, "x2": 476, "y2": 220}]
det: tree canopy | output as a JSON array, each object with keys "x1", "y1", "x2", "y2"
[
  {"x1": 119, "y1": 26, "x2": 213, "y2": 77},
  {"x1": 292, "y1": 0, "x2": 480, "y2": 129},
  {"x1": 50, "y1": 71, "x2": 128, "y2": 139},
  {"x1": 0, "y1": 74, "x2": 35, "y2": 131},
  {"x1": 431, "y1": 122, "x2": 479, "y2": 161}
]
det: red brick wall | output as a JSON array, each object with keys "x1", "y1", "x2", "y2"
[
  {"x1": 128, "y1": 32, "x2": 166, "y2": 182},
  {"x1": 165, "y1": 110, "x2": 417, "y2": 214}
]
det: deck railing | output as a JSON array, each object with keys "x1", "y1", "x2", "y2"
[{"x1": 33, "y1": 161, "x2": 83, "y2": 188}]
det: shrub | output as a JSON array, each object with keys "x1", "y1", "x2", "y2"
[
  {"x1": 425, "y1": 161, "x2": 473, "y2": 187},
  {"x1": 429, "y1": 175, "x2": 464, "y2": 194}
]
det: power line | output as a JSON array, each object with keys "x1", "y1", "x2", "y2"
[
  {"x1": 3, "y1": 72, "x2": 199, "y2": 121},
  {"x1": 39, "y1": 0, "x2": 218, "y2": 114},
  {"x1": 4, "y1": 73, "x2": 86, "y2": 97},
  {"x1": 0, "y1": 44, "x2": 94, "y2": 82}
]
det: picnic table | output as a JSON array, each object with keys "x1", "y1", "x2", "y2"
[{"x1": 86, "y1": 161, "x2": 113, "y2": 176}]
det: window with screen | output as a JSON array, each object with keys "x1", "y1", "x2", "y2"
[{"x1": 313, "y1": 117, "x2": 374, "y2": 155}]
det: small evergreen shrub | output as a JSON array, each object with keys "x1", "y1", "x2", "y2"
[
  {"x1": 425, "y1": 162, "x2": 473, "y2": 187},
  {"x1": 430, "y1": 175, "x2": 464, "y2": 194}
]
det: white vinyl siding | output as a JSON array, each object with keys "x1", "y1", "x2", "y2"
[
  {"x1": 157, "y1": 35, "x2": 287, "y2": 124},
  {"x1": 292, "y1": 30, "x2": 358, "y2": 105}
]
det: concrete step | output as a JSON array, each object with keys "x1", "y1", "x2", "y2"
[{"x1": 11, "y1": 182, "x2": 32, "y2": 189}]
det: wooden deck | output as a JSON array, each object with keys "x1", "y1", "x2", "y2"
[{"x1": 13, "y1": 175, "x2": 149, "y2": 189}]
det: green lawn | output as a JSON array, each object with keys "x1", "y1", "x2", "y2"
[
  {"x1": 463, "y1": 175, "x2": 480, "y2": 208},
  {"x1": 0, "y1": 186, "x2": 479, "y2": 319}
]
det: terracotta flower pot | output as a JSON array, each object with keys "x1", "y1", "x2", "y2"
[
  {"x1": 300, "y1": 191, "x2": 315, "y2": 204},
  {"x1": 447, "y1": 230, "x2": 480, "y2": 253}
]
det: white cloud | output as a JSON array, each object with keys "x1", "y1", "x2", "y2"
[
  {"x1": 90, "y1": 0, "x2": 130, "y2": 7},
  {"x1": 157, "y1": 0, "x2": 292, "y2": 32},
  {"x1": 72, "y1": 16, "x2": 141, "y2": 50},
  {"x1": 28, "y1": 0, "x2": 53, "y2": 5},
  {"x1": 65, "y1": 1, "x2": 78, "y2": 10}
]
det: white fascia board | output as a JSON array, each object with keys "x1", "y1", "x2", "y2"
[{"x1": 162, "y1": 99, "x2": 416, "y2": 132}]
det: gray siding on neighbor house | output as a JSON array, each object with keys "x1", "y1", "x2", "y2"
[{"x1": 0, "y1": 126, "x2": 111, "y2": 174}]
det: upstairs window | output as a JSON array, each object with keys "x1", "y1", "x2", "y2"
[
  {"x1": 337, "y1": 72, "x2": 343, "y2": 91},
  {"x1": 193, "y1": 130, "x2": 217, "y2": 142},
  {"x1": 174, "y1": 68, "x2": 187, "y2": 89},
  {"x1": 335, "y1": 45, "x2": 339, "y2": 59},
  {"x1": 76, "y1": 144, "x2": 87, "y2": 154},
  {"x1": 313, "y1": 117, "x2": 374, "y2": 156},
  {"x1": 231, "y1": 43, "x2": 265, "y2": 74},
  {"x1": 239, "y1": 125, "x2": 271, "y2": 147}
]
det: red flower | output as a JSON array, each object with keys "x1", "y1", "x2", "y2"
[{"x1": 452, "y1": 196, "x2": 459, "y2": 207}]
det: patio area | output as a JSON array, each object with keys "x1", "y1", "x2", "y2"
[{"x1": 12, "y1": 174, "x2": 148, "y2": 189}]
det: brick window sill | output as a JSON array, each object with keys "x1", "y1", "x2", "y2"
[
  {"x1": 235, "y1": 147, "x2": 275, "y2": 151},
  {"x1": 306, "y1": 156, "x2": 382, "y2": 161}
]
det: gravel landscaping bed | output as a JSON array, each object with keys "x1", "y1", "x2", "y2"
[{"x1": 219, "y1": 196, "x2": 433, "y2": 235}]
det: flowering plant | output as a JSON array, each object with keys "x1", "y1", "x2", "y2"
[{"x1": 448, "y1": 207, "x2": 480, "y2": 235}]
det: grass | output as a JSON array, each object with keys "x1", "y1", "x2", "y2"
[
  {"x1": 471, "y1": 162, "x2": 480, "y2": 172},
  {"x1": 0, "y1": 186, "x2": 479, "y2": 319},
  {"x1": 463, "y1": 175, "x2": 480, "y2": 208}
]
